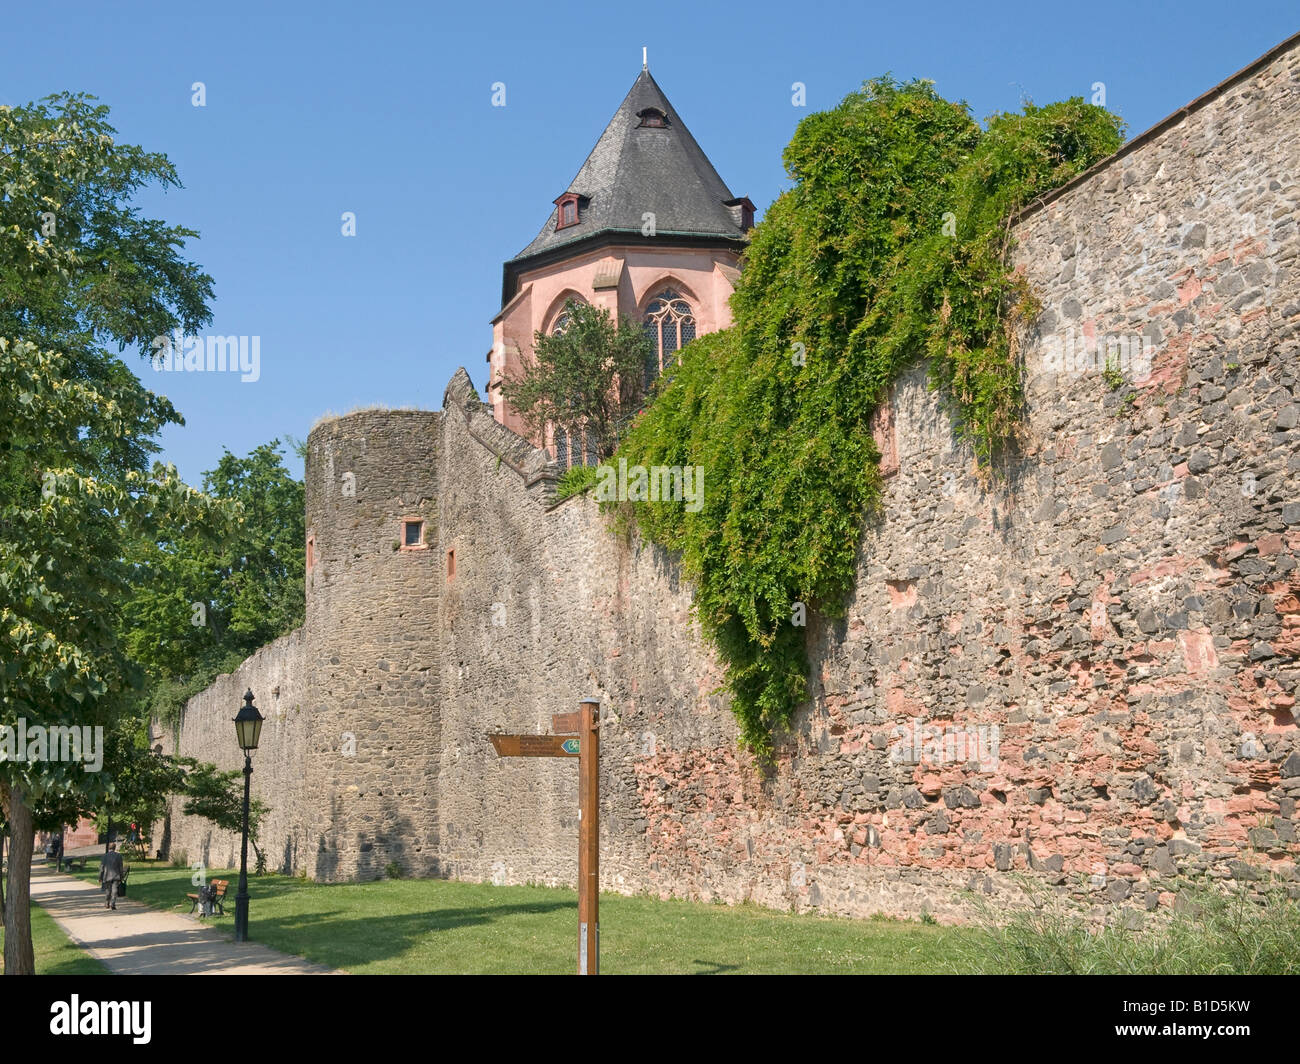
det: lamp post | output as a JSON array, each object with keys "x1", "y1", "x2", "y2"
[{"x1": 232, "y1": 688, "x2": 264, "y2": 942}]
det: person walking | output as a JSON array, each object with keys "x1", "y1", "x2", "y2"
[{"x1": 99, "y1": 843, "x2": 125, "y2": 910}]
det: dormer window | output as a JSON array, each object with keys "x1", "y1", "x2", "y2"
[
  {"x1": 636, "y1": 107, "x2": 668, "y2": 128},
  {"x1": 555, "y1": 192, "x2": 581, "y2": 231},
  {"x1": 725, "y1": 197, "x2": 756, "y2": 233}
]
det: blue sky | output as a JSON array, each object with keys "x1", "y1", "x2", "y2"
[{"x1": 2, "y1": 0, "x2": 1295, "y2": 484}]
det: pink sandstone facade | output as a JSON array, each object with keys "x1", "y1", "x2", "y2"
[
  {"x1": 489, "y1": 246, "x2": 742, "y2": 436},
  {"x1": 487, "y1": 67, "x2": 751, "y2": 444}
]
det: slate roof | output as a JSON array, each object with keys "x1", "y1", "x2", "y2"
[{"x1": 504, "y1": 69, "x2": 748, "y2": 285}]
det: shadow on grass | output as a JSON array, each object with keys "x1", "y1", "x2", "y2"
[
  {"x1": 54, "y1": 864, "x2": 969, "y2": 974},
  {"x1": 689, "y1": 959, "x2": 741, "y2": 974},
  {"x1": 248, "y1": 900, "x2": 575, "y2": 967},
  {"x1": 40, "y1": 954, "x2": 107, "y2": 975},
  {"x1": 67, "y1": 862, "x2": 581, "y2": 966},
  {"x1": 66, "y1": 861, "x2": 339, "y2": 911}
]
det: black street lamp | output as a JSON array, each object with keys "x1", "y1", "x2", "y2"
[{"x1": 232, "y1": 688, "x2": 264, "y2": 942}]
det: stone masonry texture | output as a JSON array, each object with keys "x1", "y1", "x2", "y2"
[{"x1": 158, "y1": 39, "x2": 1300, "y2": 923}]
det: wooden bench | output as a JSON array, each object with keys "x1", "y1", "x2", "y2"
[
  {"x1": 186, "y1": 879, "x2": 229, "y2": 917},
  {"x1": 62, "y1": 856, "x2": 88, "y2": 872}
]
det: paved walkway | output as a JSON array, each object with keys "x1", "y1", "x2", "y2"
[{"x1": 30, "y1": 862, "x2": 340, "y2": 975}]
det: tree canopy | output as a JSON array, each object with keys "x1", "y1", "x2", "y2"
[
  {"x1": 501, "y1": 299, "x2": 653, "y2": 464},
  {"x1": 123, "y1": 440, "x2": 305, "y2": 724},
  {"x1": 0, "y1": 92, "x2": 214, "y2": 974},
  {"x1": 182, "y1": 762, "x2": 270, "y2": 873}
]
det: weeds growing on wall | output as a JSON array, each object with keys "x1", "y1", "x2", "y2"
[
  {"x1": 612, "y1": 77, "x2": 1123, "y2": 760},
  {"x1": 555, "y1": 463, "x2": 599, "y2": 502}
]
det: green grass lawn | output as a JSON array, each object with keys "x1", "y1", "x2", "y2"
[
  {"x1": 65, "y1": 859, "x2": 974, "y2": 974},
  {"x1": 0, "y1": 887, "x2": 109, "y2": 975}
]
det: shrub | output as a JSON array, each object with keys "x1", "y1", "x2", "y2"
[
  {"x1": 555, "y1": 463, "x2": 599, "y2": 502},
  {"x1": 614, "y1": 79, "x2": 1123, "y2": 759}
]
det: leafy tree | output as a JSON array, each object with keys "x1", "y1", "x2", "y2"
[
  {"x1": 122, "y1": 441, "x2": 305, "y2": 724},
  {"x1": 0, "y1": 93, "x2": 212, "y2": 974},
  {"x1": 199, "y1": 443, "x2": 305, "y2": 649},
  {"x1": 501, "y1": 300, "x2": 652, "y2": 462},
  {"x1": 615, "y1": 79, "x2": 1123, "y2": 759},
  {"x1": 1, "y1": 776, "x2": 101, "y2": 922},
  {"x1": 182, "y1": 762, "x2": 270, "y2": 874},
  {"x1": 96, "y1": 720, "x2": 190, "y2": 848}
]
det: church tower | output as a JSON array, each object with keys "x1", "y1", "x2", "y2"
[{"x1": 487, "y1": 65, "x2": 754, "y2": 458}]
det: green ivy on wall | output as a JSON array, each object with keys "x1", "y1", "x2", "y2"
[{"x1": 609, "y1": 77, "x2": 1123, "y2": 761}]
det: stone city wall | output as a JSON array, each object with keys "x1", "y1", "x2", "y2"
[
  {"x1": 162, "y1": 37, "x2": 1300, "y2": 922},
  {"x1": 431, "y1": 37, "x2": 1300, "y2": 921}
]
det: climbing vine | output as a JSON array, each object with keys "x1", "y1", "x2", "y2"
[{"x1": 610, "y1": 77, "x2": 1123, "y2": 761}]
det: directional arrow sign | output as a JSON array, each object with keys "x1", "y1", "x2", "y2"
[
  {"x1": 489, "y1": 734, "x2": 579, "y2": 758},
  {"x1": 486, "y1": 697, "x2": 600, "y2": 975}
]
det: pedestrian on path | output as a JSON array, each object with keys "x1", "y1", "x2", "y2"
[{"x1": 99, "y1": 843, "x2": 125, "y2": 910}]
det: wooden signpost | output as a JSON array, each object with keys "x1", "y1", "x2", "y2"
[{"x1": 488, "y1": 697, "x2": 600, "y2": 975}]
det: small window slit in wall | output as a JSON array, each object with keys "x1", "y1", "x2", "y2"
[{"x1": 400, "y1": 517, "x2": 426, "y2": 551}]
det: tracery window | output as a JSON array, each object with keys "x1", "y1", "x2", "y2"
[
  {"x1": 547, "y1": 300, "x2": 592, "y2": 470},
  {"x1": 552, "y1": 423, "x2": 601, "y2": 471},
  {"x1": 549, "y1": 295, "x2": 585, "y2": 336},
  {"x1": 641, "y1": 288, "x2": 696, "y2": 386}
]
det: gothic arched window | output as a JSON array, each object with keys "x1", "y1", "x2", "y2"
[
  {"x1": 549, "y1": 304, "x2": 579, "y2": 468},
  {"x1": 642, "y1": 288, "x2": 696, "y2": 387},
  {"x1": 549, "y1": 296, "x2": 585, "y2": 336},
  {"x1": 552, "y1": 424, "x2": 599, "y2": 471}
]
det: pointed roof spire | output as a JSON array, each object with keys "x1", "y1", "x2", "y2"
[
  {"x1": 642, "y1": 46, "x2": 647, "y2": 71},
  {"x1": 505, "y1": 68, "x2": 748, "y2": 284}
]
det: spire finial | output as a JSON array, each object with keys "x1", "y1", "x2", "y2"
[{"x1": 642, "y1": 46, "x2": 647, "y2": 71}]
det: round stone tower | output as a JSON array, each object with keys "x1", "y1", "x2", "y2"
[{"x1": 301, "y1": 408, "x2": 443, "y2": 880}]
